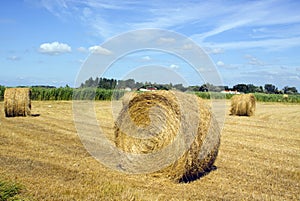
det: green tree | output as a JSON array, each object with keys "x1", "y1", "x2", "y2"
[
  {"x1": 264, "y1": 84, "x2": 277, "y2": 94},
  {"x1": 247, "y1": 84, "x2": 257, "y2": 93},
  {"x1": 199, "y1": 84, "x2": 208, "y2": 92},
  {"x1": 255, "y1": 86, "x2": 264, "y2": 93},
  {"x1": 187, "y1": 85, "x2": 200, "y2": 91},
  {"x1": 283, "y1": 86, "x2": 298, "y2": 94},
  {"x1": 173, "y1": 83, "x2": 186, "y2": 91},
  {"x1": 233, "y1": 84, "x2": 248, "y2": 93},
  {"x1": 82, "y1": 77, "x2": 95, "y2": 88},
  {"x1": 0, "y1": 85, "x2": 5, "y2": 101}
]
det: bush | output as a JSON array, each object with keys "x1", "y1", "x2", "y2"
[
  {"x1": 192, "y1": 92, "x2": 300, "y2": 103},
  {"x1": 0, "y1": 180, "x2": 23, "y2": 201},
  {"x1": 254, "y1": 93, "x2": 300, "y2": 103},
  {"x1": 0, "y1": 86, "x2": 5, "y2": 101},
  {"x1": 193, "y1": 92, "x2": 227, "y2": 99}
]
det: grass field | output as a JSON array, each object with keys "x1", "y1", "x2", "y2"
[{"x1": 0, "y1": 100, "x2": 299, "y2": 200}]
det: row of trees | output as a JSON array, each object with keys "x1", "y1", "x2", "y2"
[
  {"x1": 80, "y1": 77, "x2": 186, "y2": 91},
  {"x1": 81, "y1": 77, "x2": 117, "y2": 89},
  {"x1": 230, "y1": 84, "x2": 298, "y2": 94},
  {"x1": 79, "y1": 77, "x2": 298, "y2": 94},
  {"x1": 171, "y1": 83, "x2": 297, "y2": 94},
  {"x1": 193, "y1": 83, "x2": 298, "y2": 94}
]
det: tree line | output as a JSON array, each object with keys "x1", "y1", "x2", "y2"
[
  {"x1": 0, "y1": 77, "x2": 298, "y2": 101},
  {"x1": 231, "y1": 83, "x2": 298, "y2": 94},
  {"x1": 79, "y1": 77, "x2": 298, "y2": 94}
]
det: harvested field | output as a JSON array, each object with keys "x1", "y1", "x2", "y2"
[{"x1": 0, "y1": 100, "x2": 299, "y2": 200}]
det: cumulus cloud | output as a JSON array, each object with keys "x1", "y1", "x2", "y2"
[
  {"x1": 182, "y1": 43, "x2": 194, "y2": 50},
  {"x1": 39, "y1": 41, "x2": 71, "y2": 55},
  {"x1": 7, "y1": 55, "x2": 21, "y2": 61},
  {"x1": 158, "y1": 37, "x2": 175, "y2": 43},
  {"x1": 216, "y1": 61, "x2": 225, "y2": 66},
  {"x1": 205, "y1": 47, "x2": 224, "y2": 54},
  {"x1": 198, "y1": 67, "x2": 214, "y2": 72},
  {"x1": 244, "y1": 54, "x2": 265, "y2": 66},
  {"x1": 170, "y1": 64, "x2": 179, "y2": 69},
  {"x1": 89, "y1": 45, "x2": 112, "y2": 55},
  {"x1": 142, "y1": 56, "x2": 151, "y2": 61},
  {"x1": 77, "y1": 47, "x2": 87, "y2": 53}
]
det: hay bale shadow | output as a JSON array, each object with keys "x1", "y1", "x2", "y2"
[
  {"x1": 30, "y1": 114, "x2": 40, "y2": 117},
  {"x1": 179, "y1": 165, "x2": 218, "y2": 183}
]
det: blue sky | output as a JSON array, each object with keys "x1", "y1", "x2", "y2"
[{"x1": 1, "y1": 0, "x2": 300, "y2": 90}]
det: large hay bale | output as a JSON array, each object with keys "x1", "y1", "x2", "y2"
[
  {"x1": 230, "y1": 93, "x2": 256, "y2": 116},
  {"x1": 4, "y1": 88, "x2": 31, "y2": 117},
  {"x1": 114, "y1": 90, "x2": 220, "y2": 182},
  {"x1": 121, "y1": 92, "x2": 137, "y2": 106}
]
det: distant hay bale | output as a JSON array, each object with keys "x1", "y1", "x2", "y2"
[
  {"x1": 114, "y1": 90, "x2": 220, "y2": 182},
  {"x1": 4, "y1": 88, "x2": 31, "y2": 117},
  {"x1": 283, "y1": 94, "x2": 289, "y2": 99},
  {"x1": 230, "y1": 94, "x2": 256, "y2": 116}
]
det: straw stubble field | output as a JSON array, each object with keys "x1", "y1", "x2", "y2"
[{"x1": 0, "y1": 100, "x2": 299, "y2": 200}]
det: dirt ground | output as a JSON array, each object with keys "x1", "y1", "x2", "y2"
[{"x1": 0, "y1": 100, "x2": 299, "y2": 200}]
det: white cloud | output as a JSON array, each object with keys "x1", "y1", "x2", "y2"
[
  {"x1": 289, "y1": 75, "x2": 300, "y2": 81},
  {"x1": 39, "y1": 41, "x2": 71, "y2": 55},
  {"x1": 129, "y1": 2, "x2": 223, "y2": 30},
  {"x1": 216, "y1": 61, "x2": 224, "y2": 66},
  {"x1": 182, "y1": 43, "x2": 194, "y2": 50},
  {"x1": 78, "y1": 59, "x2": 85, "y2": 63},
  {"x1": 158, "y1": 37, "x2": 175, "y2": 44},
  {"x1": 33, "y1": 0, "x2": 300, "y2": 44},
  {"x1": 204, "y1": 47, "x2": 224, "y2": 54},
  {"x1": 250, "y1": 26, "x2": 300, "y2": 39},
  {"x1": 244, "y1": 54, "x2": 265, "y2": 66},
  {"x1": 142, "y1": 56, "x2": 151, "y2": 61},
  {"x1": 219, "y1": 64, "x2": 240, "y2": 70},
  {"x1": 204, "y1": 36, "x2": 300, "y2": 51},
  {"x1": 7, "y1": 55, "x2": 21, "y2": 61},
  {"x1": 198, "y1": 67, "x2": 205, "y2": 72},
  {"x1": 198, "y1": 67, "x2": 214, "y2": 72},
  {"x1": 88, "y1": 45, "x2": 112, "y2": 55},
  {"x1": 77, "y1": 47, "x2": 87, "y2": 53},
  {"x1": 170, "y1": 64, "x2": 179, "y2": 69},
  {"x1": 192, "y1": 1, "x2": 300, "y2": 41},
  {"x1": 197, "y1": 19, "x2": 253, "y2": 41}
]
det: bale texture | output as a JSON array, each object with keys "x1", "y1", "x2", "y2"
[
  {"x1": 4, "y1": 88, "x2": 31, "y2": 117},
  {"x1": 230, "y1": 94, "x2": 256, "y2": 116},
  {"x1": 114, "y1": 90, "x2": 220, "y2": 182},
  {"x1": 121, "y1": 92, "x2": 137, "y2": 106}
]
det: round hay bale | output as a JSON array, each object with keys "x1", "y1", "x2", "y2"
[
  {"x1": 4, "y1": 88, "x2": 31, "y2": 117},
  {"x1": 121, "y1": 91, "x2": 137, "y2": 106},
  {"x1": 114, "y1": 90, "x2": 220, "y2": 182},
  {"x1": 230, "y1": 93, "x2": 256, "y2": 116}
]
